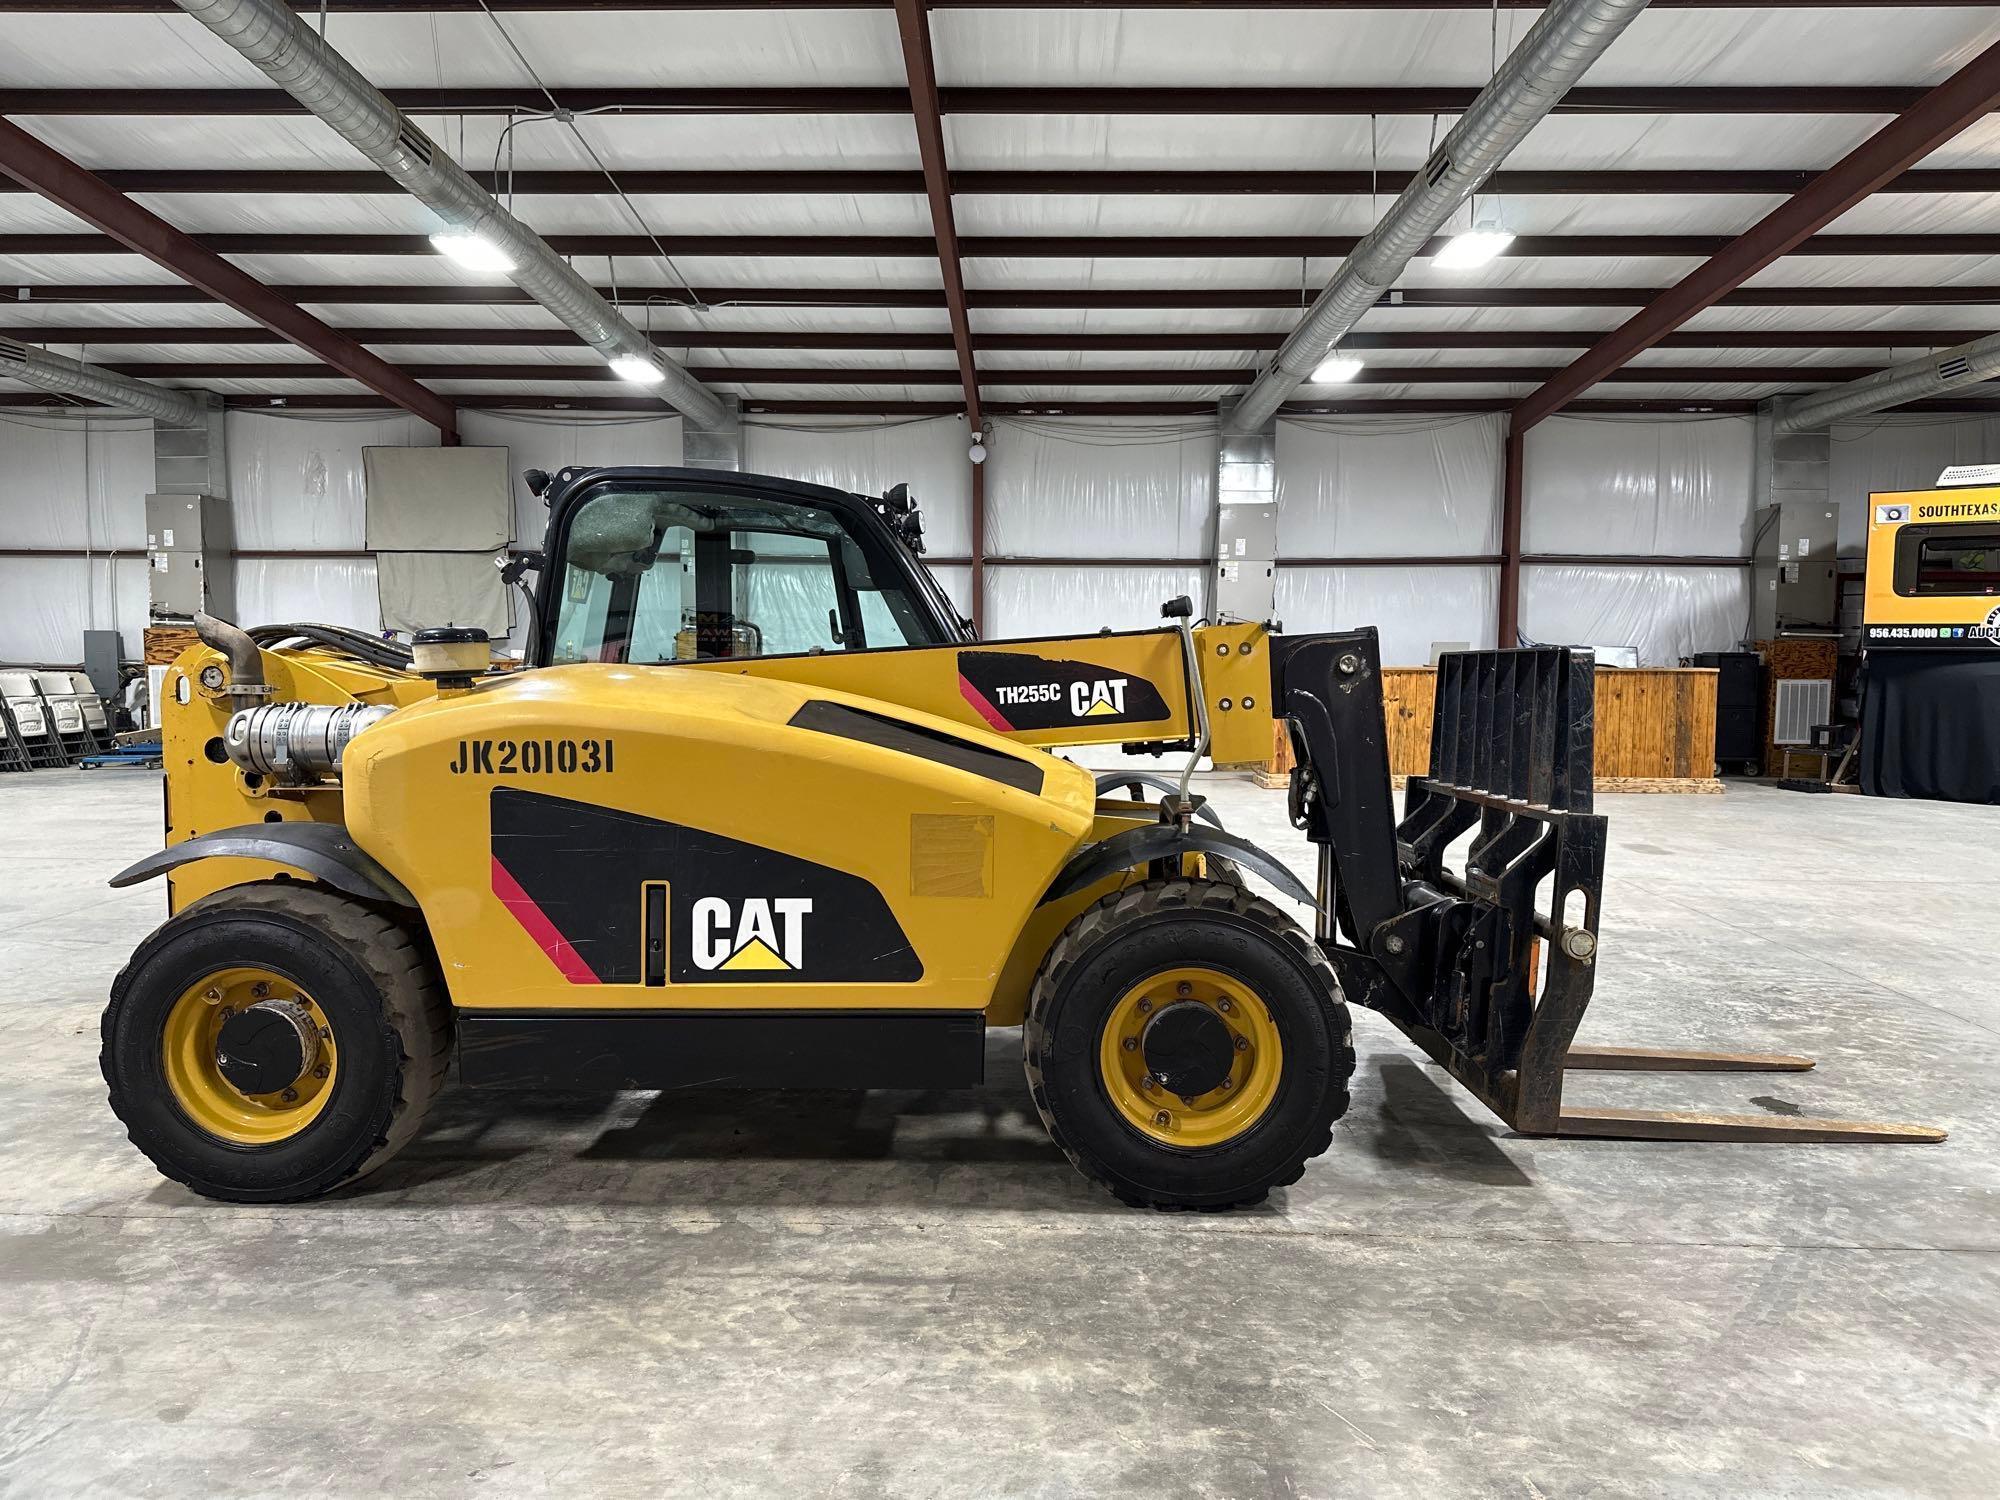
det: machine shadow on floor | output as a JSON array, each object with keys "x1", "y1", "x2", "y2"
[
  {"x1": 341, "y1": 1027, "x2": 1119, "y2": 1211},
  {"x1": 332, "y1": 1036, "x2": 1538, "y2": 1209},
  {"x1": 1361, "y1": 1055, "x2": 1536, "y2": 1188}
]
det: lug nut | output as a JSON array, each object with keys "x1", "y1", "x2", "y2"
[
  {"x1": 280, "y1": 1087, "x2": 299, "y2": 1103},
  {"x1": 218, "y1": 1007, "x2": 234, "y2": 1019},
  {"x1": 202, "y1": 987, "x2": 222, "y2": 1004},
  {"x1": 1137, "y1": 997, "x2": 1152, "y2": 1014},
  {"x1": 1122, "y1": 1037, "x2": 1138, "y2": 1052},
  {"x1": 1180, "y1": 1095, "x2": 1196, "y2": 1106},
  {"x1": 312, "y1": 1063, "x2": 330, "y2": 1079},
  {"x1": 1154, "y1": 1110, "x2": 1172, "y2": 1128},
  {"x1": 250, "y1": 981, "x2": 270, "y2": 999},
  {"x1": 1176, "y1": 981, "x2": 1192, "y2": 997},
  {"x1": 1235, "y1": 1037, "x2": 1250, "y2": 1053},
  {"x1": 1143, "y1": 1077, "x2": 1158, "y2": 1091},
  {"x1": 319, "y1": 1025, "x2": 332, "y2": 1039},
  {"x1": 1216, "y1": 997, "x2": 1233, "y2": 1013},
  {"x1": 1220, "y1": 1078, "x2": 1234, "y2": 1091}
]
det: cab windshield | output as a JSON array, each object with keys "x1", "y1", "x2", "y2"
[{"x1": 548, "y1": 484, "x2": 948, "y2": 664}]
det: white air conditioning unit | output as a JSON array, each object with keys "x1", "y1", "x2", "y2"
[{"x1": 1773, "y1": 678, "x2": 1832, "y2": 747}]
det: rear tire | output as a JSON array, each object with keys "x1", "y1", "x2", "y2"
[
  {"x1": 1024, "y1": 877, "x2": 1353, "y2": 1210},
  {"x1": 101, "y1": 882, "x2": 450, "y2": 1203}
]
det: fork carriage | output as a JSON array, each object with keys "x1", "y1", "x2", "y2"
[{"x1": 1278, "y1": 631, "x2": 1943, "y2": 1146}]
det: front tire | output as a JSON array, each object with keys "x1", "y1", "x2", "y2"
[
  {"x1": 1024, "y1": 878, "x2": 1353, "y2": 1210},
  {"x1": 101, "y1": 882, "x2": 450, "y2": 1203}
]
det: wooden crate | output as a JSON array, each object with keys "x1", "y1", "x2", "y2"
[
  {"x1": 144, "y1": 624, "x2": 203, "y2": 665},
  {"x1": 1753, "y1": 637, "x2": 1838, "y2": 777},
  {"x1": 1261, "y1": 665, "x2": 1722, "y2": 791}
]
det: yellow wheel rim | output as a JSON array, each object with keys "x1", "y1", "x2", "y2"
[
  {"x1": 161, "y1": 966, "x2": 338, "y2": 1145},
  {"x1": 1098, "y1": 965, "x2": 1283, "y2": 1148}
]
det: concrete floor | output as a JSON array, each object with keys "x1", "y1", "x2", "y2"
[{"x1": 1, "y1": 766, "x2": 1996, "y2": 1499}]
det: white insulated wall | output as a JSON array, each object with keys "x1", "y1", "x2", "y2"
[
  {"x1": 8, "y1": 405, "x2": 1997, "y2": 668},
  {"x1": 743, "y1": 415, "x2": 975, "y2": 620},
  {"x1": 0, "y1": 409, "x2": 685, "y2": 661},
  {"x1": 1520, "y1": 414, "x2": 1755, "y2": 667},
  {"x1": 0, "y1": 412, "x2": 154, "y2": 662},
  {"x1": 1276, "y1": 414, "x2": 1502, "y2": 665},
  {"x1": 983, "y1": 416, "x2": 1212, "y2": 639}
]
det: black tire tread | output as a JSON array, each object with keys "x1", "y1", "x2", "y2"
[
  {"x1": 101, "y1": 881, "x2": 450, "y2": 1200},
  {"x1": 1023, "y1": 876, "x2": 1353, "y2": 1211}
]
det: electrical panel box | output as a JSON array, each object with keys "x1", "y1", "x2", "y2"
[
  {"x1": 82, "y1": 629, "x2": 123, "y2": 703},
  {"x1": 1213, "y1": 501, "x2": 1277, "y2": 624},
  {"x1": 145, "y1": 492, "x2": 235, "y2": 623},
  {"x1": 1752, "y1": 499, "x2": 1839, "y2": 639}
]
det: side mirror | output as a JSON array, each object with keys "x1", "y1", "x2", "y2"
[{"x1": 1161, "y1": 595, "x2": 1194, "y2": 620}]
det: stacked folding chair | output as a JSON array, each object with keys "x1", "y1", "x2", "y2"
[
  {"x1": 0, "y1": 671, "x2": 67, "y2": 768},
  {"x1": 34, "y1": 672, "x2": 91, "y2": 760},
  {"x1": 50, "y1": 671, "x2": 113, "y2": 756},
  {"x1": 0, "y1": 692, "x2": 28, "y2": 772}
]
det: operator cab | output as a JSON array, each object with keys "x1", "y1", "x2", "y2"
[{"x1": 526, "y1": 466, "x2": 972, "y2": 668}]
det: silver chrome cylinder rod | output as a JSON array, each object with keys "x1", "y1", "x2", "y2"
[{"x1": 224, "y1": 702, "x2": 396, "y2": 782}]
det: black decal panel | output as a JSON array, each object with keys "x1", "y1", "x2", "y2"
[
  {"x1": 787, "y1": 699, "x2": 1044, "y2": 794},
  {"x1": 955, "y1": 651, "x2": 1170, "y2": 732},
  {"x1": 490, "y1": 787, "x2": 923, "y2": 985}
]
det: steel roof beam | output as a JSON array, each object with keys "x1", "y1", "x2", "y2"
[
  {"x1": 0, "y1": 84, "x2": 1962, "y2": 116},
  {"x1": 84, "y1": 360, "x2": 1891, "y2": 386},
  {"x1": 29, "y1": 392, "x2": 2000, "y2": 420},
  {"x1": 0, "y1": 118, "x2": 458, "y2": 436},
  {"x1": 0, "y1": 391, "x2": 1765, "y2": 417},
  {"x1": 16, "y1": 231, "x2": 2000, "y2": 259},
  {"x1": 20, "y1": 282, "x2": 2000, "y2": 311},
  {"x1": 7, "y1": 167, "x2": 1997, "y2": 197},
  {"x1": 5, "y1": 1, "x2": 1989, "y2": 12},
  {"x1": 1510, "y1": 33, "x2": 2000, "y2": 431},
  {"x1": 18, "y1": 325, "x2": 1995, "y2": 353},
  {"x1": 892, "y1": 0, "x2": 978, "y2": 431}
]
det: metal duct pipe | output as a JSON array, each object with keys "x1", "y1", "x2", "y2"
[
  {"x1": 1776, "y1": 331, "x2": 2000, "y2": 433},
  {"x1": 0, "y1": 337, "x2": 207, "y2": 426},
  {"x1": 170, "y1": 0, "x2": 728, "y2": 432},
  {"x1": 1225, "y1": 0, "x2": 1653, "y2": 434}
]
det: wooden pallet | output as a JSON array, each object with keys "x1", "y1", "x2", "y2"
[{"x1": 1257, "y1": 664, "x2": 1724, "y2": 794}]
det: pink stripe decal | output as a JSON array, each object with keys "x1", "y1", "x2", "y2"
[
  {"x1": 490, "y1": 855, "x2": 600, "y2": 984},
  {"x1": 957, "y1": 672, "x2": 1014, "y2": 732}
]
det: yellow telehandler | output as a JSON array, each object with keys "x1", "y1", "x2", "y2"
[{"x1": 100, "y1": 465, "x2": 1941, "y2": 1207}]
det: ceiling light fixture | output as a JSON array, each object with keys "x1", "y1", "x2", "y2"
[
  {"x1": 429, "y1": 226, "x2": 517, "y2": 274},
  {"x1": 1311, "y1": 354, "x2": 1365, "y2": 384},
  {"x1": 1432, "y1": 203, "x2": 1515, "y2": 272},
  {"x1": 608, "y1": 353, "x2": 667, "y2": 385}
]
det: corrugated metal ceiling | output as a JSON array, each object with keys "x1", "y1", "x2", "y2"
[{"x1": 1, "y1": 2, "x2": 1998, "y2": 415}]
